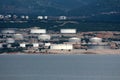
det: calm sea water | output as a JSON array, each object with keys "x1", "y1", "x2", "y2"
[{"x1": 0, "y1": 54, "x2": 120, "y2": 80}]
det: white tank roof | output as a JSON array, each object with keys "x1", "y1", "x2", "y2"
[
  {"x1": 21, "y1": 15, "x2": 25, "y2": 19},
  {"x1": 6, "y1": 38, "x2": 15, "y2": 43},
  {"x1": 61, "y1": 29, "x2": 76, "y2": 33},
  {"x1": 7, "y1": 44, "x2": 12, "y2": 48},
  {"x1": 90, "y1": 37, "x2": 102, "y2": 43},
  {"x1": 44, "y1": 16, "x2": 48, "y2": 19},
  {"x1": 69, "y1": 37, "x2": 81, "y2": 42},
  {"x1": 38, "y1": 34, "x2": 51, "y2": 40},
  {"x1": 30, "y1": 29, "x2": 46, "y2": 34},
  {"x1": 25, "y1": 16, "x2": 29, "y2": 19},
  {"x1": 50, "y1": 44, "x2": 73, "y2": 50},
  {"x1": 14, "y1": 34, "x2": 23, "y2": 40},
  {"x1": 2, "y1": 29, "x2": 15, "y2": 34}
]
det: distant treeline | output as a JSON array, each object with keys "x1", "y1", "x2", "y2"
[{"x1": 0, "y1": 20, "x2": 120, "y2": 31}]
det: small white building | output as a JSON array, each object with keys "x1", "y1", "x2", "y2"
[
  {"x1": 60, "y1": 29, "x2": 76, "y2": 34},
  {"x1": 45, "y1": 43, "x2": 51, "y2": 47},
  {"x1": 20, "y1": 43, "x2": 26, "y2": 48},
  {"x1": 30, "y1": 29, "x2": 46, "y2": 34},
  {"x1": 50, "y1": 44, "x2": 73, "y2": 50},
  {"x1": 33, "y1": 43, "x2": 39, "y2": 48}
]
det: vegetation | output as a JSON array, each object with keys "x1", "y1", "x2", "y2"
[
  {"x1": 0, "y1": 48, "x2": 24, "y2": 53},
  {"x1": 0, "y1": 20, "x2": 120, "y2": 31}
]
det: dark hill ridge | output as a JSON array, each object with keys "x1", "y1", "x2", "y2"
[{"x1": 0, "y1": 0, "x2": 120, "y2": 21}]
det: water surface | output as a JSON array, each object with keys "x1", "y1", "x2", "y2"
[{"x1": 0, "y1": 54, "x2": 120, "y2": 80}]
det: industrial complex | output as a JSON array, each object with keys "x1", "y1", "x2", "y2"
[{"x1": 0, "y1": 27, "x2": 120, "y2": 54}]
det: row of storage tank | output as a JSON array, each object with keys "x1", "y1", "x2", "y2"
[
  {"x1": 3, "y1": 34, "x2": 51, "y2": 42},
  {"x1": 4, "y1": 35, "x2": 102, "y2": 44},
  {"x1": 1, "y1": 29, "x2": 104, "y2": 50},
  {"x1": 1, "y1": 29, "x2": 77, "y2": 34}
]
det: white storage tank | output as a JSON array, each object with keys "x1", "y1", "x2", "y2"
[
  {"x1": 44, "y1": 16, "x2": 48, "y2": 19},
  {"x1": 60, "y1": 29, "x2": 76, "y2": 34},
  {"x1": 21, "y1": 15, "x2": 25, "y2": 19},
  {"x1": 33, "y1": 43, "x2": 39, "y2": 48},
  {"x1": 25, "y1": 16, "x2": 29, "y2": 19},
  {"x1": 59, "y1": 16, "x2": 67, "y2": 20},
  {"x1": 50, "y1": 44, "x2": 73, "y2": 50},
  {"x1": 20, "y1": 43, "x2": 26, "y2": 48},
  {"x1": 37, "y1": 16, "x2": 43, "y2": 19},
  {"x1": 30, "y1": 29, "x2": 46, "y2": 34},
  {"x1": 90, "y1": 37, "x2": 102, "y2": 43},
  {"x1": 69, "y1": 37, "x2": 81, "y2": 42},
  {"x1": 2, "y1": 29, "x2": 15, "y2": 34},
  {"x1": 6, "y1": 38, "x2": 15, "y2": 43},
  {"x1": 14, "y1": 34, "x2": 23, "y2": 40},
  {"x1": 7, "y1": 44, "x2": 12, "y2": 48},
  {"x1": 38, "y1": 34, "x2": 51, "y2": 41}
]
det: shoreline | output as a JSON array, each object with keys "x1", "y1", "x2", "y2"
[
  {"x1": 0, "y1": 49, "x2": 120, "y2": 55},
  {"x1": 47, "y1": 49, "x2": 120, "y2": 54}
]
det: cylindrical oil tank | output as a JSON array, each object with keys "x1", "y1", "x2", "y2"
[
  {"x1": 37, "y1": 16, "x2": 43, "y2": 19},
  {"x1": 14, "y1": 34, "x2": 23, "y2": 40},
  {"x1": 38, "y1": 34, "x2": 51, "y2": 41},
  {"x1": 90, "y1": 37, "x2": 102, "y2": 43},
  {"x1": 50, "y1": 44, "x2": 73, "y2": 50},
  {"x1": 69, "y1": 37, "x2": 81, "y2": 42},
  {"x1": 60, "y1": 29, "x2": 76, "y2": 34},
  {"x1": 7, "y1": 44, "x2": 12, "y2": 48},
  {"x1": 44, "y1": 16, "x2": 48, "y2": 19},
  {"x1": 2, "y1": 29, "x2": 15, "y2": 34},
  {"x1": 6, "y1": 38, "x2": 15, "y2": 43},
  {"x1": 30, "y1": 29, "x2": 46, "y2": 34}
]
